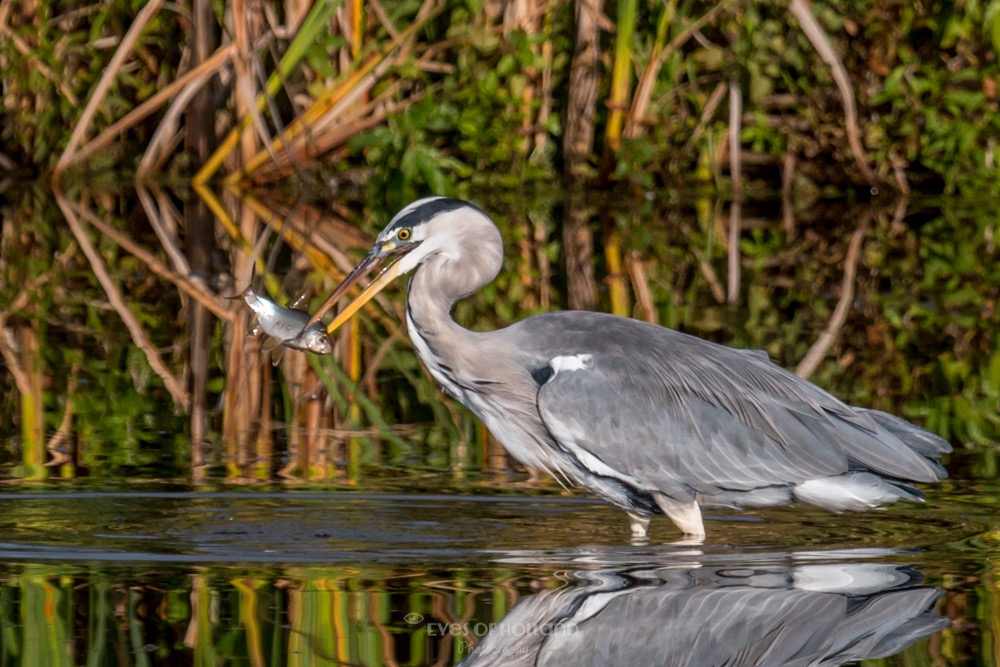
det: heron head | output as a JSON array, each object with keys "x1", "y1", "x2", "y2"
[{"x1": 301, "y1": 197, "x2": 497, "y2": 336}]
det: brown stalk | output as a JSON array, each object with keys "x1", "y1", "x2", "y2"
[
  {"x1": 137, "y1": 71, "x2": 214, "y2": 180},
  {"x1": 688, "y1": 81, "x2": 728, "y2": 147},
  {"x1": 141, "y1": 186, "x2": 188, "y2": 272},
  {"x1": 626, "y1": 0, "x2": 732, "y2": 139},
  {"x1": 563, "y1": 0, "x2": 606, "y2": 176},
  {"x1": 533, "y1": 35, "x2": 555, "y2": 157},
  {"x1": 781, "y1": 152, "x2": 797, "y2": 235},
  {"x1": 70, "y1": 43, "x2": 237, "y2": 169},
  {"x1": 795, "y1": 213, "x2": 871, "y2": 379},
  {"x1": 695, "y1": 249, "x2": 726, "y2": 304},
  {"x1": 52, "y1": 0, "x2": 166, "y2": 183},
  {"x1": 77, "y1": 193, "x2": 233, "y2": 321},
  {"x1": 789, "y1": 0, "x2": 875, "y2": 185},
  {"x1": 367, "y1": 0, "x2": 403, "y2": 44},
  {"x1": 626, "y1": 251, "x2": 657, "y2": 324},
  {"x1": 232, "y1": 0, "x2": 262, "y2": 167},
  {"x1": 56, "y1": 193, "x2": 190, "y2": 407},
  {"x1": 624, "y1": 0, "x2": 677, "y2": 140},
  {"x1": 249, "y1": 89, "x2": 422, "y2": 181},
  {"x1": 237, "y1": 56, "x2": 398, "y2": 180},
  {"x1": 727, "y1": 79, "x2": 742, "y2": 304},
  {"x1": 562, "y1": 196, "x2": 598, "y2": 309},
  {"x1": 0, "y1": 322, "x2": 31, "y2": 401},
  {"x1": 44, "y1": 362, "x2": 78, "y2": 469}
]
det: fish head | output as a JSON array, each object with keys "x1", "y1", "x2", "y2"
[{"x1": 286, "y1": 325, "x2": 334, "y2": 355}]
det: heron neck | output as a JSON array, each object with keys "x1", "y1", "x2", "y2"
[
  {"x1": 405, "y1": 263, "x2": 471, "y2": 339},
  {"x1": 404, "y1": 264, "x2": 489, "y2": 400}
]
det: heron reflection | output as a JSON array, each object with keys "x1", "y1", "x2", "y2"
[{"x1": 456, "y1": 561, "x2": 946, "y2": 666}]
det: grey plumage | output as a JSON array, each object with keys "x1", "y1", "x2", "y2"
[
  {"x1": 456, "y1": 563, "x2": 947, "y2": 667},
  {"x1": 308, "y1": 197, "x2": 952, "y2": 538}
]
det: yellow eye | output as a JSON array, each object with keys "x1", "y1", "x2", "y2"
[{"x1": 397, "y1": 228, "x2": 412, "y2": 241}]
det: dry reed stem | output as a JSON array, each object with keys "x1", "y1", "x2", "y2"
[
  {"x1": 626, "y1": 251, "x2": 657, "y2": 323},
  {"x1": 227, "y1": 52, "x2": 383, "y2": 182},
  {"x1": 782, "y1": 152, "x2": 797, "y2": 235},
  {"x1": 795, "y1": 213, "x2": 871, "y2": 378},
  {"x1": 563, "y1": 205, "x2": 599, "y2": 310},
  {"x1": 688, "y1": 81, "x2": 728, "y2": 147},
  {"x1": 789, "y1": 0, "x2": 875, "y2": 185},
  {"x1": 239, "y1": 194, "x2": 338, "y2": 274},
  {"x1": 623, "y1": 0, "x2": 676, "y2": 139},
  {"x1": 563, "y1": 0, "x2": 605, "y2": 174},
  {"x1": 80, "y1": 192, "x2": 234, "y2": 321},
  {"x1": 44, "y1": 362, "x2": 78, "y2": 467},
  {"x1": 727, "y1": 79, "x2": 742, "y2": 304},
  {"x1": 56, "y1": 193, "x2": 190, "y2": 407},
  {"x1": 232, "y1": 0, "x2": 446, "y2": 183},
  {"x1": 52, "y1": 0, "x2": 165, "y2": 183},
  {"x1": 367, "y1": 0, "x2": 402, "y2": 43},
  {"x1": 232, "y1": 0, "x2": 270, "y2": 169},
  {"x1": 695, "y1": 248, "x2": 726, "y2": 304},
  {"x1": 0, "y1": 322, "x2": 31, "y2": 399},
  {"x1": 247, "y1": 88, "x2": 422, "y2": 181},
  {"x1": 70, "y1": 43, "x2": 237, "y2": 169},
  {"x1": 137, "y1": 70, "x2": 215, "y2": 180},
  {"x1": 626, "y1": 0, "x2": 732, "y2": 139},
  {"x1": 233, "y1": 47, "x2": 398, "y2": 181},
  {"x1": 143, "y1": 186, "x2": 189, "y2": 272}
]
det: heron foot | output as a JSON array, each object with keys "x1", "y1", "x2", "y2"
[
  {"x1": 654, "y1": 494, "x2": 706, "y2": 538},
  {"x1": 627, "y1": 511, "x2": 651, "y2": 543}
]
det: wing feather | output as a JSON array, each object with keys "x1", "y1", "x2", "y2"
[{"x1": 525, "y1": 312, "x2": 948, "y2": 497}]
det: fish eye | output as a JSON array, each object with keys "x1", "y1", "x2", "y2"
[{"x1": 396, "y1": 228, "x2": 412, "y2": 241}]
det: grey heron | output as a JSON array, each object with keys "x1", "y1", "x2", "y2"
[{"x1": 300, "y1": 197, "x2": 951, "y2": 539}]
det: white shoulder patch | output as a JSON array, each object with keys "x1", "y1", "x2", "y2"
[{"x1": 550, "y1": 354, "x2": 593, "y2": 375}]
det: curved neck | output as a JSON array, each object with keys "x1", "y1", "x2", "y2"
[
  {"x1": 404, "y1": 262, "x2": 483, "y2": 400},
  {"x1": 405, "y1": 220, "x2": 503, "y2": 333}
]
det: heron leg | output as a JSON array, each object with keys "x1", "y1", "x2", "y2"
[
  {"x1": 626, "y1": 511, "x2": 651, "y2": 542},
  {"x1": 654, "y1": 494, "x2": 705, "y2": 537}
]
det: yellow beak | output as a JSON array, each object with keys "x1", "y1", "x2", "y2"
[
  {"x1": 322, "y1": 258, "x2": 407, "y2": 334},
  {"x1": 299, "y1": 244, "x2": 411, "y2": 336}
]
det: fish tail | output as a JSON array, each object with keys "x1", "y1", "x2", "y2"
[
  {"x1": 226, "y1": 263, "x2": 258, "y2": 300},
  {"x1": 225, "y1": 283, "x2": 254, "y2": 300}
]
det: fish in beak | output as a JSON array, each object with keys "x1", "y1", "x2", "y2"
[{"x1": 297, "y1": 241, "x2": 418, "y2": 339}]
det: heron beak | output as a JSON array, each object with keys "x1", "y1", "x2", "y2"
[
  {"x1": 301, "y1": 243, "x2": 414, "y2": 335},
  {"x1": 322, "y1": 258, "x2": 408, "y2": 334}
]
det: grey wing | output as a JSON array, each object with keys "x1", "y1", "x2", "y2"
[{"x1": 535, "y1": 349, "x2": 945, "y2": 502}]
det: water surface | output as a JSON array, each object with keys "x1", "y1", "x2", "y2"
[{"x1": 0, "y1": 186, "x2": 997, "y2": 665}]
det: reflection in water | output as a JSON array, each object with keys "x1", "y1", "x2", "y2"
[
  {"x1": 460, "y1": 562, "x2": 947, "y2": 667},
  {"x1": 0, "y1": 488, "x2": 992, "y2": 665}
]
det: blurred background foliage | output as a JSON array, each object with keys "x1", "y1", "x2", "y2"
[
  {"x1": 0, "y1": 187, "x2": 997, "y2": 483},
  {"x1": 1, "y1": 0, "x2": 998, "y2": 195},
  {"x1": 0, "y1": 0, "x2": 997, "y2": 484}
]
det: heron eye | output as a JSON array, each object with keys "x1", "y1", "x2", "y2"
[{"x1": 397, "y1": 228, "x2": 412, "y2": 241}]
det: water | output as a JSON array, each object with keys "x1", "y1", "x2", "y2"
[
  {"x1": 0, "y1": 472, "x2": 995, "y2": 665},
  {"x1": 0, "y1": 186, "x2": 998, "y2": 664}
]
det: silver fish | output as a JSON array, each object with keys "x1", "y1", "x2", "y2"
[{"x1": 236, "y1": 284, "x2": 333, "y2": 355}]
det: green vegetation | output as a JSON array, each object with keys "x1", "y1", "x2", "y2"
[
  {"x1": 1, "y1": 0, "x2": 998, "y2": 194},
  {"x1": 0, "y1": 187, "x2": 997, "y2": 482}
]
